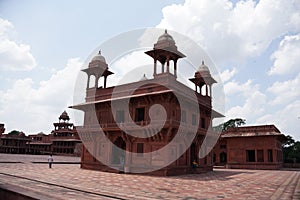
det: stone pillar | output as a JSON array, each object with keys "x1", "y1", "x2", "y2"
[
  {"x1": 166, "y1": 56, "x2": 170, "y2": 73},
  {"x1": 174, "y1": 61, "x2": 177, "y2": 78},
  {"x1": 87, "y1": 75, "x2": 90, "y2": 89},
  {"x1": 153, "y1": 59, "x2": 157, "y2": 76},
  {"x1": 104, "y1": 76, "x2": 107, "y2": 88},
  {"x1": 162, "y1": 63, "x2": 165, "y2": 73},
  {"x1": 95, "y1": 76, "x2": 99, "y2": 89}
]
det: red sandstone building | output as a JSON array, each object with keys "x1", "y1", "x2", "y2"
[
  {"x1": 0, "y1": 131, "x2": 30, "y2": 154},
  {"x1": 0, "y1": 111, "x2": 81, "y2": 155},
  {"x1": 72, "y1": 30, "x2": 223, "y2": 175},
  {"x1": 0, "y1": 124, "x2": 5, "y2": 136},
  {"x1": 27, "y1": 132, "x2": 51, "y2": 154},
  {"x1": 213, "y1": 125, "x2": 286, "y2": 169},
  {"x1": 50, "y1": 111, "x2": 81, "y2": 155}
]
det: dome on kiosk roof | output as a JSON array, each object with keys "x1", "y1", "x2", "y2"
[
  {"x1": 91, "y1": 50, "x2": 106, "y2": 63},
  {"x1": 197, "y1": 61, "x2": 210, "y2": 73},
  {"x1": 157, "y1": 30, "x2": 175, "y2": 42}
]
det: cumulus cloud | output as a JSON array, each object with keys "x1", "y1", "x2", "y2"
[
  {"x1": 267, "y1": 72, "x2": 300, "y2": 105},
  {"x1": 222, "y1": 70, "x2": 300, "y2": 139},
  {"x1": 226, "y1": 90, "x2": 267, "y2": 122},
  {"x1": 0, "y1": 18, "x2": 36, "y2": 71},
  {"x1": 268, "y1": 34, "x2": 300, "y2": 75},
  {"x1": 223, "y1": 78, "x2": 267, "y2": 121},
  {"x1": 257, "y1": 100, "x2": 300, "y2": 140},
  {"x1": 109, "y1": 50, "x2": 153, "y2": 85},
  {"x1": 0, "y1": 58, "x2": 82, "y2": 133},
  {"x1": 157, "y1": 0, "x2": 300, "y2": 64},
  {"x1": 220, "y1": 68, "x2": 236, "y2": 83},
  {"x1": 224, "y1": 79, "x2": 255, "y2": 96},
  {"x1": 155, "y1": 0, "x2": 300, "y2": 140}
]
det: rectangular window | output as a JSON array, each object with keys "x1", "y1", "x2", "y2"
[
  {"x1": 137, "y1": 143, "x2": 144, "y2": 157},
  {"x1": 257, "y1": 150, "x2": 264, "y2": 162},
  {"x1": 246, "y1": 150, "x2": 255, "y2": 162},
  {"x1": 116, "y1": 110, "x2": 124, "y2": 123},
  {"x1": 268, "y1": 149, "x2": 273, "y2": 162},
  {"x1": 220, "y1": 144, "x2": 226, "y2": 149},
  {"x1": 181, "y1": 110, "x2": 186, "y2": 123},
  {"x1": 201, "y1": 118, "x2": 206, "y2": 129},
  {"x1": 135, "y1": 107, "x2": 145, "y2": 122},
  {"x1": 192, "y1": 114, "x2": 196, "y2": 125}
]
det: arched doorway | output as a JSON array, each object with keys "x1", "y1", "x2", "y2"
[
  {"x1": 111, "y1": 137, "x2": 126, "y2": 164},
  {"x1": 220, "y1": 152, "x2": 227, "y2": 163},
  {"x1": 190, "y1": 142, "x2": 197, "y2": 165},
  {"x1": 213, "y1": 153, "x2": 216, "y2": 163}
]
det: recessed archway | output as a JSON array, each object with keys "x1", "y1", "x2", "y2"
[{"x1": 111, "y1": 137, "x2": 126, "y2": 164}]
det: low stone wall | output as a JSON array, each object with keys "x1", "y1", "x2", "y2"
[
  {"x1": 226, "y1": 163, "x2": 282, "y2": 170},
  {"x1": 283, "y1": 163, "x2": 300, "y2": 168},
  {"x1": 0, "y1": 184, "x2": 37, "y2": 200}
]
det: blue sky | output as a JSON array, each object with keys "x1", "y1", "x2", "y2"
[{"x1": 0, "y1": 0, "x2": 300, "y2": 140}]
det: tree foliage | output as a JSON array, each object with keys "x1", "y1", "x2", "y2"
[
  {"x1": 213, "y1": 118, "x2": 246, "y2": 132},
  {"x1": 282, "y1": 135, "x2": 300, "y2": 163},
  {"x1": 282, "y1": 135, "x2": 295, "y2": 147},
  {"x1": 8, "y1": 130, "x2": 20, "y2": 135}
]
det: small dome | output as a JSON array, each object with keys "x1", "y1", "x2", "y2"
[
  {"x1": 37, "y1": 132, "x2": 45, "y2": 135},
  {"x1": 59, "y1": 111, "x2": 70, "y2": 121},
  {"x1": 18, "y1": 132, "x2": 25, "y2": 137},
  {"x1": 91, "y1": 50, "x2": 106, "y2": 63},
  {"x1": 198, "y1": 61, "x2": 210, "y2": 73},
  {"x1": 140, "y1": 74, "x2": 148, "y2": 81},
  {"x1": 157, "y1": 30, "x2": 175, "y2": 42}
]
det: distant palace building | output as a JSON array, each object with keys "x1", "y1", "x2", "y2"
[
  {"x1": 0, "y1": 130, "x2": 30, "y2": 154},
  {"x1": 27, "y1": 132, "x2": 52, "y2": 154},
  {"x1": 51, "y1": 111, "x2": 81, "y2": 155},
  {"x1": 0, "y1": 123, "x2": 5, "y2": 136},
  {"x1": 213, "y1": 125, "x2": 286, "y2": 170},
  {"x1": 0, "y1": 111, "x2": 82, "y2": 156},
  {"x1": 71, "y1": 30, "x2": 223, "y2": 175}
]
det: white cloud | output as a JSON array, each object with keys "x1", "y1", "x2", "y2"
[
  {"x1": 267, "y1": 72, "x2": 300, "y2": 105},
  {"x1": 226, "y1": 90, "x2": 267, "y2": 122},
  {"x1": 268, "y1": 34, "x2": 300, "y2": 75},
  {"x1": 257, "y1": 100, "x2": 300, "y2": 140},
  {"x1": 157, "y1": 0, "x2": 300, "y2": 64},
  {"x1": 0, "y1": 18, "x2": 36, "y2": 71},
  {"x1": 109, "y1": 50, "x2": 153, "y2": 86},
  {"x1": 154, "y1": 0, "x2": 300, "y2": 141},
  {"x1": 223, "y1": 77, "x2": 266, "y2": 122},
  {"x1": 220, "y1": 68, "x2": 237, "y2": 83},
  {"x1": 0, "y1": 18, "x2": 14, "y2": 38},
  {"x1": 0, "y1": 58, "x2": 82, "y2": 134},
  {"x1": 222, "y1": 71, "x2": 300, "y2": 140},
  {"x1": 224, "y1": 79, "x2": 255, "y2": 96}
]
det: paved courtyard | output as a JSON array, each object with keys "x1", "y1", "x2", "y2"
[{"x1": 0, "y1": 154, "x2": 299, "y2": 200}]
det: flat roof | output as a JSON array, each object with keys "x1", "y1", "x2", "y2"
[{"x1": 222, "y1": 125, "x2": 285, "y2": 138}]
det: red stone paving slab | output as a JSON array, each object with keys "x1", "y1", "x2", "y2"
[{"x1": 0, "y1": 161, "x2": 299, "y2": 199}]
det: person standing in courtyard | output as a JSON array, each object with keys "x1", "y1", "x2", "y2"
[
  {"x1": 119, "y1": 155, "x2": 125, "y2": 173},
  {"x1": 48, "y1": 154, "x2": 53, "y2": 168}
]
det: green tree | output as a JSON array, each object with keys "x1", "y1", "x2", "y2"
[
  {"x1": 282, "y1": 135, "x2": 300, "y2": 163},
  {"x1": 8, "y1": 130, "x2": 20, "y2": 135},
  {"x1": 282, "y1": 135, "x2": 295, "y2": 147},
  {"x1": 213, "y1": 118, "x2": 246, "y2": 132}
]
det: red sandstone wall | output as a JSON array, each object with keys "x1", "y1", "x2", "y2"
[{"x1": 226, "y1": 136, "x2": 283, "y2": 169}]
